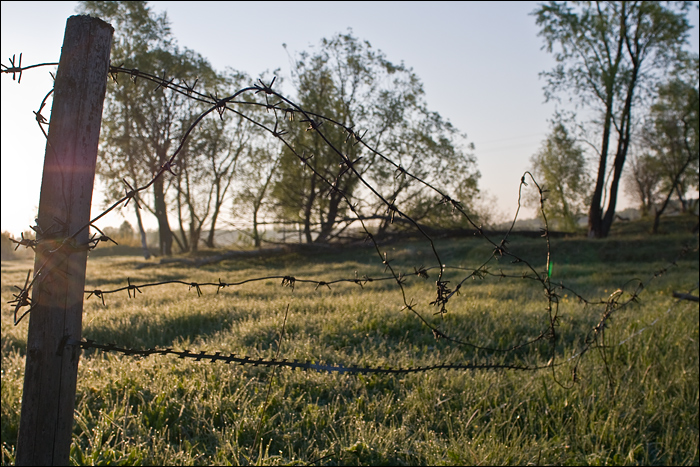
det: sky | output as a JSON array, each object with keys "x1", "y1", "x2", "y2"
[{"x1": 1, "y1": 1, "x2": 698, "y2": 238}]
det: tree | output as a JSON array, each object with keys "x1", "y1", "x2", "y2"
[
  {"x1": 205, "y1": 71, "x2": 281, "y2": 250},
  {"x1": 273, "y1": 31, "x2": 479, "y2": 243},
  {"x1": 1, "y1": 232, "x2": 17, "y2": 261},
  {"x1": 640, "y1": 56, "x2": 699, "y2": 233},
  {"x1": 366, "y1": 107, "x2": 480, "y2": 234},
  {"x1": 78, "y1": 1, "x2": 219, "y2": 256},
  {"x1": 172, "y1": 74, "x2": 230, "y2": 252},
  {"x1": 118, "y1": 220, "x2": 135, "y2": 242},
  {"x1": 231, "y1": 139, "x2": 281, "y2": 249},
  {"x1": 533, "y1": 1, "x2": 692, "y2": 238},
  {"x1": 624, "y1": 151, "x2": 662, "y2": 217},
  {"x1": 102, "y1": 221, "x2": 136, "y2": 245},
  {"x1": 529, "y1": 122, "x2": 590, "y2": 231},
  {"x1": 273, "y1": 33, "x2": 372, "y2": 243}
]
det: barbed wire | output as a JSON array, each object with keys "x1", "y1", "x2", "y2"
[
  {"x1": 73, "y1": 277, "x2": 698, "y2": 377},
  {"x1": 73, "y1": 338, "x2": 539, "y2": 374},
  {"x1": 5, "y1": 58, "x2": 552, "y2": 340},
  {"x1": 3, "y1": 55, "x2": 698, "y2": 386}
]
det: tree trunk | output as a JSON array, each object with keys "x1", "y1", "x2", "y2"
[
  {"x1": 176, "y1": 179, "x2": 189, "y2": 252},
  {"x1": 205, "y1": 185, "x2": 222, "y2": 248},
  {"x1": 653, "y1": 147, "x2": 696, "y2": 234},
  {"x1": 317, "y1": 192, "x2": 343, "y2": 243},
  {"x1": 587, "y1": 4, "x2": 626, "y2": 238},
  {"x1": 600, "y1": 53, "x2": 639, "y2": 238},
  {"x1": 153, "y1": 176, "x2": 173, "y2": 256},
  {"x1": 252, "y1": 209, "x2": 261, "y2": 248},
  {"x1": 189, "y1": 220, "x2": 200, "y2": 252},
  {"x1": 652, "y1": 204, "x2": 665, "y2": 234},
  {"x1": 587, "y1": 101, "x2": 614, "y2": 238},
  {"x1": 675, "y1": 184, "x2": 687, "y2": 213},
  {"x1": 133, "y1": 195, "x2": 151, "y2": 259},
  {"x1": 303, "y1": 176, "x2": 317, "y2": 243},
  {"x1": 250, "y1": 160, "x2": 278, "y2": 248}
]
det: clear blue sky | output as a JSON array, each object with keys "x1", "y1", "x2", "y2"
[{"x1": 2, "y1": 1, "x2": 698, "y2": 237}]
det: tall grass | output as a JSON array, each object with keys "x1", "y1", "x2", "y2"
[{"x1": 1, "y1": 229, "x2": 698, "y2": 465}]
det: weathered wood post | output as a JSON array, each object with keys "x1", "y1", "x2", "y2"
[{"x1": 15, "y1": 15, "x2": 112, "y2": 466}]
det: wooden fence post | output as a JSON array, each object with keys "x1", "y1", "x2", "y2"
[{"x1": 15, "y1": 15, "x2": 112, "y2": 466}]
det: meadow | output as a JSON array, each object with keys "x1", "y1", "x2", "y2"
[{"x1": 1, "y1": 222, "x2": 698, "y2": 465}]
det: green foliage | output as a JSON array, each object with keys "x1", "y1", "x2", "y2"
[
  {"x1": 529, "y1": 123, "x2": 590, "y2": 231},
  {"x1": 625, "y1": 152, "x2": 664, "y2": 217},
  {"x1": 273, "y1": 31, "x2": 479, "y2": 242},
  {"x1": 2, "y1": 230, "x2": 698, "y2": 465},
  {"x1": 77, "y1": 1, "x2": 263, "y2": 256},
  {"x1": 643, "y1": 57, "x2": 699, "y2": 209},
  {"x1": 626, "y1": 55, "x2": 699, "y2": 232},
  {"x1": 79, "y1": 6, "x2": 481, "y2": 250},
  {"x1": 78, "y1": 1, "x2": 208, "y2": 255},
  {"x1": 533, "y1": 1, "x2": 693, "y2": 238}
]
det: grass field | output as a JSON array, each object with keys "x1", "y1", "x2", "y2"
[{"x1": 1, "y1": 224, "x2": 698, "y2": 465}]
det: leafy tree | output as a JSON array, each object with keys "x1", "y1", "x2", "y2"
[
  {"x1": 102, "y1": 221, "x2": 136, "y2": 246},
  {"x1": 533, "y1": 1, "x2": 692, "y2": 237},
  {"x1": 273, "y1": 33, "x2": 372, "y2": 243},
  {"x1": 640, "y1": 56, "x2": 699, "y2": 233},
  {"x1": 171, "y1": 69, "x2": 273, "y2": 251},
  {"x1": 624, "y1": 151, "x2": 662, "y2": 217},
  {"x1": 78, "y1": 1, "x2": 220, "y2": 256},
  {"x1": 1, "y1": 232, "x2": 17, "y2": 261},
  {"x1": 529, "y1": 123, "x2": 590, "y2": 231},
  {"x1": 118, "y1": 220, "x2": 135, "y2": 241},
  {"x1": 273, "y1": 31, "x2": 479, "y2": 243},
  {"x1": 231, "y1": 138, "x2": 281, "y2": 249},
  {"x1": 366, "y1": 107, "x2": 480, "y2": 234}
]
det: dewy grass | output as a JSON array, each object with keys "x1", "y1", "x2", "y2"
[{"x1": 1, "y1": 232, "x2": 698, "y2": 465}]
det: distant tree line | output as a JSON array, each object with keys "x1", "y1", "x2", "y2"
[{"x1": 1, "y1": 231, "x2": 35, "y2": 261}]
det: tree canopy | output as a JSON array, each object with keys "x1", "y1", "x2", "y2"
[
  {"x1": 529, "y1": 122, "x2": 590, "y2": 231},
  {"x1": 273, "y1": 31, "x2": 480, "y2": 243}
]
